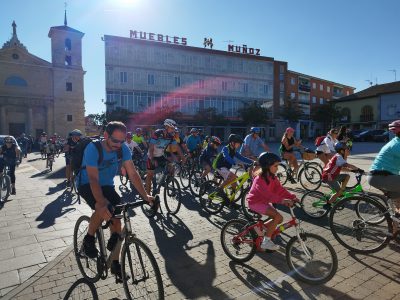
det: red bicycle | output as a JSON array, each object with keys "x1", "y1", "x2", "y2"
[{"x1": 220, "y1": 203, "x2": 338, "y2": 284}]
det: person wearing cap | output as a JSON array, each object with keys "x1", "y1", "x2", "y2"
[
  {"x1": 0, "y1": 136, "x2": 21, "y2": 195},
  {"x1": 240, "y1": 127, "x2": 269, "y2": 160},
  {"x1": 125, "y1": 132, "x2": 143, "y2": 158},
  {"x1": 64, "y1": 129, "x2": 82, "y2": 186},
  {"x1": 316, "y1": 128, "x2": 339, "y2": 165},
  {"x1": 280, "y1": 127, "x2": 304, "y2": 181}
]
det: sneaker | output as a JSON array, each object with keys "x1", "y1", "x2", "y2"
[
  {"x1": 83, "y1": 235, "x2": 98, "y2": 258},
  {"x1": 11, "y1": 187, "x2": 16, "y2": 195},
  {"x1": 107, "y1": 232, "x2": 120, "y2": 252},
  {"x1": 260, "y1": 237, "x2": 279, "y2": 251},
  {"x1": 111, "y1": 260, "x2": 123, "y2": 282}
]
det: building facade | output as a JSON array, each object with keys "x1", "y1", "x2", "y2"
[
  {"x1": 104, "y1": 31, "x2": 354, "y2": 140},
  {"x1": 334, "y1": 81, "x2": 400, "y2": 129},
  {"x1": 0, "y1": 19, "x2": 85, "y2": 138}
]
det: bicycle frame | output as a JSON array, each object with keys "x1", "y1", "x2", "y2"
[{"x1": 224, "y1": 171, "x2": 251, "y2": 202}]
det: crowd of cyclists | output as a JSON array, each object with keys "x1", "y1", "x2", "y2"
[{"x1": 1, "y1": 118, "x2": 399, "y2": 282}]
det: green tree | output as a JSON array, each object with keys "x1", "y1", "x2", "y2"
[
  {"x1": 311, "y1": 103, "x2": 341, "y2": 131},
  {"x1": 87, "y1": 112, "x2": 107, "y2": 133},
  {"x1": 238, "y1": 100, "x2": 269, "y2": 125},
  {"x1": 279, "y1": 100, "x2": 303, "y2": 123},
  {"x1": 106, "y1": 108, "x2": 131, "y2": 124}
]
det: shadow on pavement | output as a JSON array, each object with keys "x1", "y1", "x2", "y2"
[
  {"x1": 149, "y1": 214, "x2": 229, "y2": 299},
  {"x1": 46, "y1": 181, "x2": 67, "y2": 195},
  {"x1": 62, "y1": 278, "x2": 99, "y2": 300},
  {"x1": 35, "y1": 190, "x2": 77, "y2": 228}
]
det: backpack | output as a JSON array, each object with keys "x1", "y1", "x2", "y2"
[
  {"x1": 315, "y1": 135, "x2": 329, "y2": 147},
  {"x1": 71, "y1": 138, "x2": 103, "y2": 175}
]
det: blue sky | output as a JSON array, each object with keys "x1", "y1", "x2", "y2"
[{"x1": 1, "y1": 0, "x2": 399, "y2": 114}]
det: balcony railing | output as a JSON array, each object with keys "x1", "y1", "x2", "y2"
[
  {"x1": 298, "y1": 84, "x2": 311, "y2": 92},
  {"x1": 360, "y1": 114, "x2": 374, "y2": 122}
]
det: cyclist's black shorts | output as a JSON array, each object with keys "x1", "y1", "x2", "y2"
[
  {"x1": 78, "y1": 184, "x2": 121, "y2": 210},
  {"x1": 146, "y1": 156, "x2": 167, "y2": 171}
]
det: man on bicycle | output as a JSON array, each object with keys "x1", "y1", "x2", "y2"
[
  {"x1": 0, "y1": 136, "x2": 21, "y2": 195},
  {"x1": 368, "y1": 120, "x2": 400, "y2": 236},
  {"x1": 39, "y1": 132, "x2": 48, "y2": 155},
  {"x1": 79, "y1": 121, "x2": 154, "y2": 280},
  {"x1": 125, "y1": 132, "x2": 143, "y2": 158},
  {"x1": 240, "y1": 127, "x2": 269, "y2": 160},
  {"x1": 64, "y1": 129, "x2": 82, "y2": 186},
  {"x1": 165, "y1": 127, "x2": 188, "y2": 163},
  {"x1": 145, "y1": 119, "x2": 185, "y2": 194},
  {"x1": 186, "y1": 128, "x2": 202, "y2": 158},
  {"x1": 133, "y1": 128, "x2": 148, "y2": 150},
  {"x1": 199, "y1": 136, "x2": 221, "y2": 180}
]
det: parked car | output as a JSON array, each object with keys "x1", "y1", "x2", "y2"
[
  {"x1": 353, "y1": 129, "x2": 386, "y2": 142},
  {"x1": 372, "y1": 131, "x2": 390, "y2": 143}
]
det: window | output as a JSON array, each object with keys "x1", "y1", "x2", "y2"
[
  {"x1": 291, "y1": 92, "x2": 296, "y2": 99},
  {"x1": 327, "y1": 86, "x2": 330, "y2": 93},
  {"x1": 199, "y1": 79, "x2": 205, "y2": 89},
  {"x1": 148, "y1": 74, "x2": 155, "y2": 85},
  {"x1": 279, "y1": 74, "x2": 284, "y2": 81},
  {"x1": 319, "y1": 98, "x2": 324, "y2": 104},
  {"x1": 222, "y1": 81, "x2": 227, "y2": 91},
  {"x1": 263, "y1": 84, "x2": 268, "y2": 94},
  {"x1": 106, "y1": 69, "x2": 112, "y2": 82},
  {"x1": 5, "y1": 76, "x2": 27, "y2": 87},
  {"x1": 175, "y1": 76, "x2": 181, "y2": 87},
  {"x1": 65, "y1": 56, "x2": 72, "y2": 66},
  {"x1": 67, "y1": 115, "x2": 73, "y2": 122},
  {"x1": 341, "y1": 108, "x2": 351, "y2": 122},
  {"x1": 66, "y1": 82, "x2": 72, "y2": 91},
  {"x1": 280, "y1": 65, "x2": 285, "y2": 73},
  {"x1": 312, "y1": 82, "x2": 316, "y2": 89},
  {"x1": 361, "y1": 105, "x2": 373, "y2": 122},
  {"x1": 65, "y1": 38, "x2": 71, "y2": 51},
  {"x1": 347, "y1": 91, "x2": 350, "y2": 96},
  {"x1": 280, "y1": 82, "x2": 284, "y2": 92},
  {"x1": 312, "y1": 96, "x2": 316, "y2": 104},
  {"x1": 319, "y1": 84, "x2": 323, "y2": 91},
  {"x1": 291, "y1": 77, "x2": 295, "y2": 85},
  {"x1": 269, "y1": 126, "x2": 276, "y2": 138},
  {"x1": 120, "y1": 72, "x2": 127, "y2": 83},
  {"x1": 243, "y1": 83, "x2": 248, "y2": 93}
]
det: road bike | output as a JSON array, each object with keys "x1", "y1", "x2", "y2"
[
  {"x1": 73, "y1": 198, "x2": 164, "y2": 300},
  {"x1": 120, "y1": 156, "x2": 146, "y2": 186},
  {"x1": 329, "y1": 193, "x2": 399, "y2": 254},
  {"x1": 300, "y1": 171, "x2": 388, "y2": 219},
  {"x1": 199, "y1": 164, "x2": 253, "y2": 215},
  {"x1": 220, "y1": 203, "x2": 338, "y2": 284},
  {"x1": 277, "y1": 149, "x2": 322, "y2": 191},
  {"x1": 46, "y1": 152, "x2": 55, "y2": 171},
  {"x1": 0, "y1": 163, "x2": 11, "y2": 202}
]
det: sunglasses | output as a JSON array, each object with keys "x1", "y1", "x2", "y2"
[{"x1": 109, "y1": 136, "x2": 125, "y2": 144}]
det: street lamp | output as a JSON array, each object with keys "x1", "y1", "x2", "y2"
[{"x1": 388, "y1": 69, "x2": 397, "y2": 81}]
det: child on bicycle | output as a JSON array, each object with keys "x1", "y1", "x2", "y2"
[
  {"x1": 247, "y1": 152, "x2": 298, "y2": 250},
  {"x1": 199, "y1": 136, "x2": 221, "y2": 180},
  {"x1": 213, "y1": 134, "x2": 254, "y2": 195},
  {"x1": 322, "y1": 142, "x2": 362, "y2": 208}
]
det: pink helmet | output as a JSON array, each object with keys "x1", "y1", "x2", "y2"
[
  {"x1": 388, "y1": 120, "x2": 400, "y2": 134},
  {"x1": 285, "y1": 127, "x2": 295, "y2": 133}
]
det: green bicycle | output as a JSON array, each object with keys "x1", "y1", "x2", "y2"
[
  {"x1": 301, "y1": 171, "x2": 387, "y2": 219},
  {"x1": 199, "y1": 164, "x2": 253, "y2": 215}
]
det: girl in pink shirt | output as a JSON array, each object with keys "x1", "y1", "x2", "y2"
[{"x1": 247, "y1": 152, "x2": 298, "y2": 250}]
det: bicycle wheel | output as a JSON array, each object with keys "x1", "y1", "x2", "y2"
[
  {"x1": 120, "y1": 174, "x2": 128, "y2": 186},
  {"x1": 286, "y1": 232, "x2": 338, "y2": 284},
  {"x1": 63, "y1": 278, "x2": 99, "y2": 300},
  {"x1": 301, "y1": 191, "x2": 330, "y2": 219},
  {"x1": 189, "y1": 169, "x2": 205, "y2": 197},
  {"x1": 73, "y1": 216, "x2": 101, "y2": 283},
  {"x1": 178, "y1": 164, "x2": 190, "y2": 189},
  {"x1": 329, "y1": 196, "x2": 392, "y2": 253},
  {"x1": 355, "y1": 193, "x2": 388, "y2": 225},
  {"x1": 298, "y1": 165, "x2": 321, "y2": 191},
  {"x1": 276, "y1": 163, "x2": 288, "y2": 186},
  {"x1": 163, "y1": 177, "x2": 181, "y2": 215},
  {"x1": 121, "y1": 237, "x2": 164, "y2": 300},
  {"x1": 0, "y1": 175, "x2": 11, "y2": 201},
  {"x1": 220, "y1": 219, "x2": 257, "y2": 263},
  {"x1": 199, "y1": 180, "x2": 225, "y2": 214}
]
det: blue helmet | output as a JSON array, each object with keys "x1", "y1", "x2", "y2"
[
  {"x1": 190, "y1": 128, "x2": 199, "y2": 133},
  {"x1": 334, "y1": 142, "x2": 348, "y2": 152},
  {"x1": 250, "y1": 127, "x2": 261, "y2": 134}
]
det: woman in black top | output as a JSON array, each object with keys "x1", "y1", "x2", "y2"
[
  {"x1": 0, "y1": 136, "x2": 21, "y2": 195},
  {"x1": 280, "y1": 127, "x2": 303, "y2": 181}
]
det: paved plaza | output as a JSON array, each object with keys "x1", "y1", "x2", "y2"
[{"x1": 0, "y1": 143, "x2": 399, "y2": 299}]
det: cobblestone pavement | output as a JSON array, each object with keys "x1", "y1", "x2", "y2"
[{"x1": 1, "y1": 146, "x2": 399, "y2": 299}]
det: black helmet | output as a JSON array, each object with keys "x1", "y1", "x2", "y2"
[
  {"x1": 334, "y1": 142, "x2": 348, "y2": 152},
  {"x1": 258, "y1": 152, "x2": 281, "y2": 169},
  {"x1": 228, "y1": 134, "x2": 243, "y2": 144},
  {"x1": 153, "y1": 129, "x2": 164, "y2": 139}
]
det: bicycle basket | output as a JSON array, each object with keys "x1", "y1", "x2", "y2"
[{"x1": 302, "y1": 152, "x2": 315, "y2": 161}]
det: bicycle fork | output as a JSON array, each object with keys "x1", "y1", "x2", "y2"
[{"x1": 296, "y1": 228, "x2": 313, "y2": 261}]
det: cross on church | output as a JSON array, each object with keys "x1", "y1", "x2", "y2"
[{"x1": 12, "y1": 21, "x2": 17, "y2": 36}]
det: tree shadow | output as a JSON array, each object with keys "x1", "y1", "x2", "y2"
[
  {"x1": 35, "y1": 190, "x2": 77, "y2": 228},
  {"x1": 149, "y1": 214, "x2": 230, "y2": 299}
]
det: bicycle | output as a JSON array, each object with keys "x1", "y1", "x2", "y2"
[
  {"x1": 220, "y1": 203, "x2": 338, "y2": 284},
  {"x1": 73, "y1": 198, "x2": 164, "y2": 300},
  {"x1": 198, "y1": 164, "x2": 254, "y2": 215},
  {"x1": 277, "y1": 149, "x2": 322, "y2": 191},
  {"x1": 46, "y1": 151, "x2": 55, "y2": 171},
  {"x1": 0, "y1": 163, "x2": 11, "y2": 202},
  {"x1": 329, "y1": 193, "x2": 399, "y2": 254},
  {"x1": 301, "y1": 171, "x2": 388, "y2": 219},
  {"x1": 120, "y1": 156, "x2": 146, "y2": 186}
]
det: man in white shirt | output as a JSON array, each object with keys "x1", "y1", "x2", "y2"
[
  {"x1": 316, "y1": 129, "x2": 339, "y2": 165},
  {"x1": 125, "y1": 132, "x2": 143, "y2": 157}
]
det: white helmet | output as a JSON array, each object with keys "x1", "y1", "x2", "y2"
[{"x1": 164, "y1": 119, "x2": 177, "y2": 128}]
